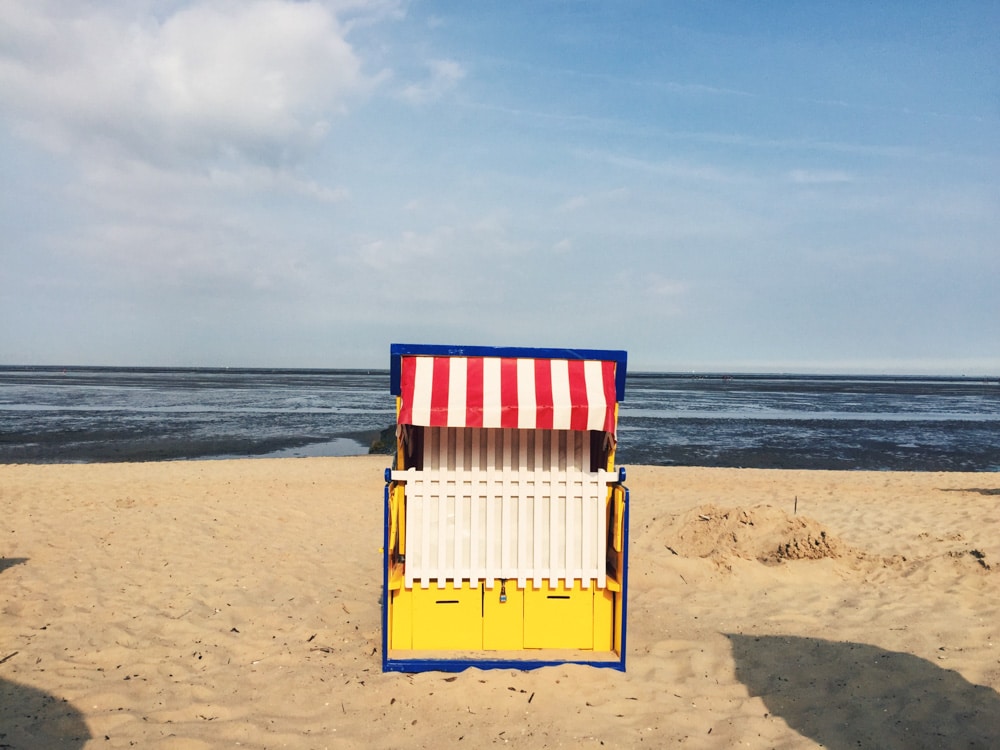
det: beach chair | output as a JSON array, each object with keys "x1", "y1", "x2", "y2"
[{"x1": 381, "y1": 344, "x2": 630, "y2": 672}]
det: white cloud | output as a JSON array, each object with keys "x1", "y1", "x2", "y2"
[
  {"x1": 556, "y1": 187, "x2": 629, "y2": 213},
  {"x1": 399, "y1": 58, "x2": 465, "y2": 104},
  {"x1": 556, "y1": 195, "x2": 589, "y2": 213},
  {"x1": 352, "y1": 226, "x2": 452, "y2": 273},
  {"x1": 0, "y1": 0, "x2": 374, "y2": 168},
  {"x1": 645, "y1": 274, "x2": 687, "y2": 299},
  {"x1": 585, "y1": 151, "x2": 754, "y2": 185},
  {"x1": 0, "y1": 0, "x2": 375, "y2": 296},
  {"x1": 787, "y1": 169, "x2": 854, "y2": 185},
  {"x1": 208, "y1": 167, "x2": 350, "y2": 203}
]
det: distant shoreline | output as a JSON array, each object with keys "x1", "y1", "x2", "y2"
[
  {"x1": 2, "y1": 364, "x2": 998, "y2": 382},
  {"x1": 0, "y1": 431, "x2": 379, "y2": 465}
]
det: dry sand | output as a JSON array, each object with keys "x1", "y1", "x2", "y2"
[{"x1": 2, "y1": 457, "x2": 999, "y2": 749}]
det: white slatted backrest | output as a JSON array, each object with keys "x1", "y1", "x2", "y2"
[{"x1": 392, "y1": 427, "x2": 613, "y2": 590}]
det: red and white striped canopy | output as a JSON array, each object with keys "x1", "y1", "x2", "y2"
[{"x1": 397, "y1": 355, "x2": 618, "y2": 433}]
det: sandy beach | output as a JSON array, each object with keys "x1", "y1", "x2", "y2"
[{"x1": 2, "y1": 456, "x2": 998, "y2": 749}]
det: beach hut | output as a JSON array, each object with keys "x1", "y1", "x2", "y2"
[{"x1": 381, "y1": 344, "x2": 630, "y2": 672}]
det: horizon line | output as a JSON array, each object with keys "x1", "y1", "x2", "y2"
[{"x1": 1, "y1": 363, "x2": 997, "y2": 380}]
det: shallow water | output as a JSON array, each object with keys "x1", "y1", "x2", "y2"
[
  {"x1": 1, "y1": 367, "x2": 997, "y2": 470},
  {"x1": 619, "y1": 374, "x2": 1000, "y2": 471}
]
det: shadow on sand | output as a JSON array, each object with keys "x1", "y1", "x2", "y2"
[
  {"x1": 0, "y1": 677, "x2": 90, "y2": 749},
  {"x1": 726, "y1": 634, "x2": 1000, "y2": 749},
  {"x1": 0, "y1": 558, "x2": 28, "y2": 575}
]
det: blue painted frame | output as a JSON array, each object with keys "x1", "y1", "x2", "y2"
[{"x1": 389, "y1": 343, "x2": 628, "y2": 402}]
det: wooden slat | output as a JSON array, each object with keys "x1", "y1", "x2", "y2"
[
  {"x1": 581, "y1": 474, "x2": 595, "y2": 582},
  {"x1": 454, "y1": 433, "x2": 465, "y2": 582},
  {"x1": 517, "y1": 431, "x2": 530, "y2": 584},
  {"x1": 500, "y1": 428, "x2": 514, "y2": 582},
  {"x1": 420, "y1": 472, "x2": 432, "y2": 588},
  {"x1": 485, "y1": 429, "x2": 498, "y2": 587}
]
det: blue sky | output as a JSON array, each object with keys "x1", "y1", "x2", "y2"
[{"x1": 1, "y1": 1, "x2": 997, "y2": 373}]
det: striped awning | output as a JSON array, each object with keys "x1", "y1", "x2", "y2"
[{"x1": 397, "y1": 355, "x2": 618, "y2": 433}]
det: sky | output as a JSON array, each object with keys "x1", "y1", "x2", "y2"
[{"x1": 1, "y1": 1, "x2": 998, "y2": 374}]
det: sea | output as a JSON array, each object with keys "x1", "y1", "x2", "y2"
[{"x1": 1, "y1": 367, "x2": 998, "y2": 471}]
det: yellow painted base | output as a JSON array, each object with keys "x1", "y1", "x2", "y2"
[
  {"x1": 388, "y1": 579, "x2": 618, "y2": 654},
  {"x1": 594, "y1": 587, "x2": 615, "y2": 652},
  {"x1": 483, "y1": 581, "x2": 524, "y2": 650},
  {"x1": 524, "y1": 581, "x2": 594, "y2": 649},
  {"x1": 411, "y1": 581, "x2": 482, "y2": 650},
  {"x1": 390, "y1": 587, "x2": 413, "y2": 650}
]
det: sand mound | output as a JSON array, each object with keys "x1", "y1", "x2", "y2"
[{"x1": 666, "y1": 503, "x2": 851, "y2": 564}]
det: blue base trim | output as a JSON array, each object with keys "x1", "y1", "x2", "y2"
[
  {"x1": 619, "y1": 484, "x2": 630, "y2": 665},
  {"x1": 383, "y1": 655, "x2": 626, "y2": 674},
  {"x1": 381, "y1": 481, "x2": 390, "y2": 673}
]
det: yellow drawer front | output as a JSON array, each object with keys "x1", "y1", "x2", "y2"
[
  {"x1": 411, "y1": 582, "x2": 482, "y2": 650},
  {"x1": 482, "y1": 581, "x2": 524, "y2": 650},
  {"x1": 524, "y1": 581, "x2": 594, "y2": 649}
]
